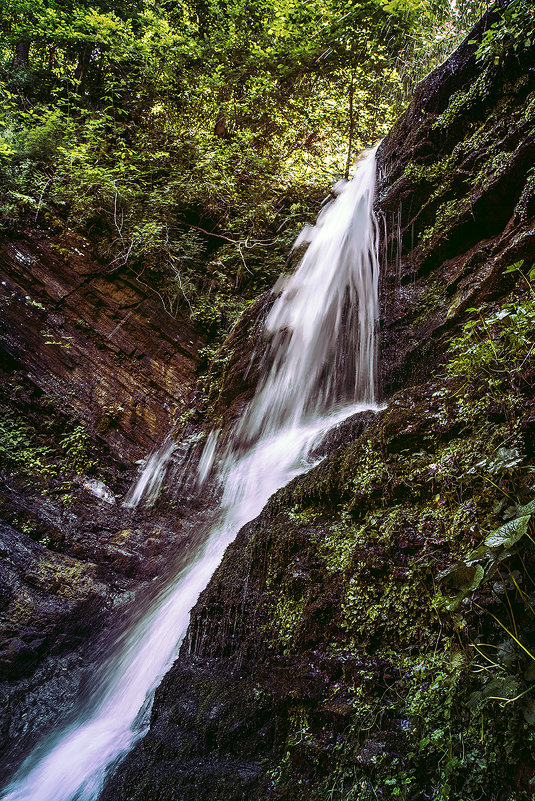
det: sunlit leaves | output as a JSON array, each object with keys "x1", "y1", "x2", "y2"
[{"x1": 0, "y1": 0, "x2": 488, "y2": 330}]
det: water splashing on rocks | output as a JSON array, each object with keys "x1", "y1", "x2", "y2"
[{"x1": 0, "y1": 147, "x2": 381, "y2": 801}]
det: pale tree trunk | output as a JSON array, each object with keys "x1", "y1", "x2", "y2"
[{"x1": 344, "y1": 79, "x2": 355, "y2": 180}]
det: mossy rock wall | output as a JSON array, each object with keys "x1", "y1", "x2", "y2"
[
  {"x1": 376, "y1": 6, "x2": 535, "y2": 399},
  {"x1": 102, "y1": 7, "x2": 535, "y2": 801}
]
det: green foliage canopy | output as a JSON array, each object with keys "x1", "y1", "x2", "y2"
[{"x1": 0, "y1": 0, "x2": 483, "y2": 339}]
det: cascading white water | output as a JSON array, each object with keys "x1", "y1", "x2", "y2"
[
  {"x1": 0, "y1": 147, "x2": 381, "y2": 801},
  {"x1": 242, "y1": 144, "x2": 379, "y2": 443},
  {"x1": 122, "y1": 434, "x2": 176, "y2": 508}
]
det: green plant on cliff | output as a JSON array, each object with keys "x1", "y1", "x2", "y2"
[
  {"x1": 446, "y1": 278, "x2": 535, "y2": 412},
  {"x1": 476, "y1": 0, "x2": 535, "y2": 65},
  {"x1": 0, "y1": 403, "x2": 57, "y2": 480},
  {"x1": 59, "y1": 423, "x2": 97, "y2": 475},
  {"x1": 0, "y1": 401, "x2": 98, "y2": 494}
]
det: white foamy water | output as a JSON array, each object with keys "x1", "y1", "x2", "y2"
[
  {"x1": 123, "y1": 434, "x2": 176, "y2": 509},
  {"x1": 244, "y1": 144, "x2": 379, "y2": 442},
  {"x1": 0, "y1": 148, "x2": 381, "y2": 801}
]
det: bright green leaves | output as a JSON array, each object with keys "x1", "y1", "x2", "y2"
[
  {"x1": 0, "y1": 0, "x2": 494, "y2": 338},
  {"x1": 446, "y1": 291, "x2": 535, "y2": 394},
  {"x1": 484, "y1": 499, "x2": 535, "y2": 552},
  {"x1": 437, "y1": 562, "x2": 485, "y2": 611},
  {"x1": 485, "y1": 515, "x2": 531, "y2": 550},
  {"x1": 437, "y1": 498, "x2": 535, "y2": 612},
  {"x1": 476, "y1": 0, "x2": 535, "y2": 65},
  {"x1": 1, "y1": 0, "x2": 133, "y2": 52}
]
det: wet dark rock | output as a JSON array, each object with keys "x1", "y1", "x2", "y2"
[
  {"x1": 376, "y1": 8, "x2": 535, "y2": 401},
  {"x1": 205, "y1": 291, "x2": 274, "y2": 427},
  {"x1": 0, "y1": 227, "x2": 210, "y2": 782},
  {"x1": 0, "y1": 517, "x2": 120, "y2": 781},
  {"x1": 309, "y1": 409, "x2": 379, "y2": 460},
  {"x1": 102, "y1": 7, "x2": 535, "y2": 801}
]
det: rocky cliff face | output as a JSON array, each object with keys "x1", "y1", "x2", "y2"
[
  {"x1": 101, "y1": 9, "x2": 535, "y2": 801},
  {"x1": 0, "y1": 224, "x2": 206, "y2": 780},
  {"x1": 0, "y1": 225, "x2": 202, "y2": 465},
  {"x1": 376, "y1": 8, "x2": 535, "y2": 398}
]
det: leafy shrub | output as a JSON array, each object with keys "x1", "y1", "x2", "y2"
[
  {"x1": 447, "y1": 272, "x2": 535, "y2": 390},
  {"x1": 476, "y1": 0, "x2": 535, "y2": 65},
  {"x1": 59, "y1": 424, "x2": 96, "y2": 474},
  {"x1": 0, "y1": 404, "x2": 57, "y2": 479}
]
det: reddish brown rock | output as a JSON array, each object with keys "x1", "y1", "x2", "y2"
[{"x1": 0, "y1": 227, "x2": 203, "y2": 465}]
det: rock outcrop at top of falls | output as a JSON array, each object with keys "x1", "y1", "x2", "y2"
[{"x1": 100, "y1": 9, "x2": 535, "y2": 801}]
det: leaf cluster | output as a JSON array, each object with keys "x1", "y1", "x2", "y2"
[
  {"x1": 0, "y1": 0, "x2": 482, "y2": 342},
  {"x1": 476, "y1": 0, "x2": 535, "y2": 66}
]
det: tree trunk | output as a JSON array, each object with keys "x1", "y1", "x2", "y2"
[
  {"x1": 344, "y1": 79, "x2": 355, "y2": 180},
  {"x1": 214, "y1": 112, "x2": 227, "y2": 138},
  {"x1": 75, "y1": 45, "x2": 92, "y2": 87},
  {"x1": 15, "y1": 41, "x2": 30, "y2": 67}
]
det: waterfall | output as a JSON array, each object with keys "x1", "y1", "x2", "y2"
[
  {"x1": 0, "y1": 147, "x2": 381, "y2": 801},
  {"x1": 242, "y1": 143, "x2": 379, "y2": 442}
]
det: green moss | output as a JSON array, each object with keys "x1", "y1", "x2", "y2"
[
  {"x1": 520, "y1": 92, "x2": 535, "y2": 126},
  {"x1": 267, "y1": 592, "x2": 307, "y2": 651},
  {"x1": 404, "y1": 154, "x2": 457, "y2": 200},
  {"x1": 475, "y1": 150, "x2": 515, "y2": 193},
  {"x1": 345, "y1": 439, "x2": 391, "y2": 503},
  {"x1": 433, "y1": 72, "x2": 490, "y2": 130},
  {"x1": 406, "y1": 74, "x2": 533, "y2": 260},
  {"x1": 404, "y1": 155, "x2": 455, "y2": 185},
  {"x1": 411, "y1": 277, "x2": 448, "y2": 326},
  {"x1": 515, "y1": 167, "x2": 535, "y2": 221},
  {"x1": 319, "y1": 516, "x2": 367, "y2": 573},
  {"x1": 420, "y1": 196, "x2": 471, "y2": 246}
]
